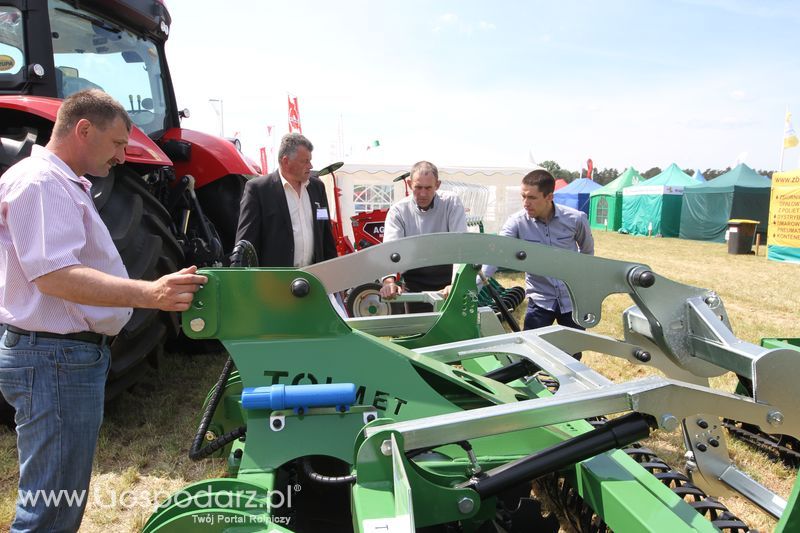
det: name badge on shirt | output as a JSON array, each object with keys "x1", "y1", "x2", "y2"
[{"x1": 316, "y1": 207, "x2": 329, "y2": 220}]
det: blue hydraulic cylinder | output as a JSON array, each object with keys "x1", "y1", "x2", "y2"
[{"x1": 241, "y1": 383, "x2": 357, "y2": 412}]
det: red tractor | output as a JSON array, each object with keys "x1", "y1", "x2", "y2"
[{"x1": 0, "y1": 0, "x2": 257, "y2": 418}]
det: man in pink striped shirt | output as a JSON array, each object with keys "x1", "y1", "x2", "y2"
[{"x1": 0, "y1": 89, "x2": 206, "y2": 532}]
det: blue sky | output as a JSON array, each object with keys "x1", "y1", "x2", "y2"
[{"x1": 165, "y1": 0, "x2": 800, "y2": 173}]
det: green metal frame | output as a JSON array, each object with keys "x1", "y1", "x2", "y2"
[
  {"x1": 143, "y1": 233, "x2": 800, "y2": 532},
  {"x1": 387, "y1": 264, "x2": 482, "y2": 349},
  {"x1": 187, "y1": 264, "x2": 498, "y2": 459}
]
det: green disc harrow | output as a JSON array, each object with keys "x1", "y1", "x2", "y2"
[{"x1": 144, "y1": 233, "x2": 800, "y2": 532}]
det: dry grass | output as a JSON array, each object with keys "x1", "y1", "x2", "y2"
[{"x1": 0, "y1": 231, "x2": 798, "y2": 531}]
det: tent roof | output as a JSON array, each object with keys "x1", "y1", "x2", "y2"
[
  {"x1": 336, "y1": 163, "x2": 533, "y2": 177},
  {"x1": 684, "y1": 163, "x2": 771, "y2": 193},
  {"x1": 628, "y1": 163, "x2": 696, "y2": 190},
  {"x1": 694, "y1": 169, "x2": 706, "y2": 182},
  {"x1": 590, "y1": 167, "x2": 644, "y2": 197},
  {"x1": 555, "y1": 178, "x2": 569, "y2": 190},
  {"x1": 554, "y1": 178, "x2": 602, "y2": 195}
]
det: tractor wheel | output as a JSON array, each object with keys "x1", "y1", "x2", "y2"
[
  {"x1": 194, "y1": 174, "x2": 247, "y2": 258},
  {"x1": 345, "y1": 283, "x2": 403, "y2": 317},
  {"x1": 87, "y1": 166, "x2": 185, "y2": 400}
]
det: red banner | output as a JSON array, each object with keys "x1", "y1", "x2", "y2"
[
  {"x1": 259, "y1": 147, "x2": 268, "y2": 175},
  {"x1": 288, "y1": 95, "x2": 302, "y2": 133},
  {"x1": 587, "y1": 158, "x2": 594, "y2": 181}
]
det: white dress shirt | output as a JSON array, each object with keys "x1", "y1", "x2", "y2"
[{"x1": 279, "y1": 170, "x2": 314, "y2": 267}]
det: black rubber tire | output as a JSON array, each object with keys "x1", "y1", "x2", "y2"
[
  {"x1": 87, "y1": 166, "x2": 184, "y2": 400},
  {"x1": 0, "y1": 166, "x2": 184, "y2": 426},
  {"x1": 345, "y1": 283, "x2": 403, "y2": 317},
  {"x1": 194, "y1": 174, "x2": 247, "y2": 258},
  {"x1": 0, "y1": 123, "x2": 37, "y2": 426}
]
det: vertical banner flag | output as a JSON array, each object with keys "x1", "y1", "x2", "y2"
[
  {"x1": 288, "y1": 94, "x2": 302, "y2": 133},
  {"x1": 785, "y1": 112, "x2": 799, "y2": 149},
  {"x1": 587, "y1": 158, "x2": 594, "y2": 181},
  {"x1": 266, "y1": 124, "x2": 275, "y2": 171},
  {"x1": 780, "y1": 109, "x2": 799, "y2": 171},
  {"x1": 767, "y1": 169, "x2": 800, "y2": 262},
  {"x1": 259, "y1": 147, "x2": 268, "y2": 175}
]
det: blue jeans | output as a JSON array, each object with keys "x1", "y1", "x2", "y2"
[
  {"x1": 524, "y1": 301, "x2": 584, "y2": 331},
  {"x1": 524, "y1": 301, "x2": 584, "y2": 360},
  {"x1": 0, "y1": 330, "x2": 110, "y2": 533}
]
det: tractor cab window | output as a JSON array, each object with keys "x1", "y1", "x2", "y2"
[
  {"x1": 0, "y1": 8, "x2": 24, "y2": 75},
  {"x1": 48, "y1": 0, "x2": 168, "y2": 136}
]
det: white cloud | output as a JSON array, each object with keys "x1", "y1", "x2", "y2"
[
  {"x1": 730, "y1": 89, "x2": 749, "y2": 101},
  {"x1": 479, "y1": 21, "x2": 496, "y2": 31},
  {"x1": 439, "y1": 13, "x2": 458, "y2": 24}
]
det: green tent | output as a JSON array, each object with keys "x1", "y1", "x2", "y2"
[
  {"x1": 621, "y1": 163, "x2": 697, "y2": 237},
  {"x1": 589, "y1": 167, "x2": 644, "y2": 231},
  {"x1": 679, "y1": 163, "x2": 771, "y2": 242}
]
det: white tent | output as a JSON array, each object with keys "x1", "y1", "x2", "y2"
[{"x1": 318, "y1": 164, "x2": 531, "y2": 241}]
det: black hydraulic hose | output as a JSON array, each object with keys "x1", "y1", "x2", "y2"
[
  {"x1": 191, "y1": 425, "x2": 247, "y2": 460},
  {"x1": 166, "y1": 174, "x2": 191, "y2": 213},
  {"x1": 405, "y1": 440, "x2": 474, "y2": 460},
  {"x1": 186, "y1": 181, "x2": 223, "y2": 259},
  {"x1": 189, "y1": 356, "x2": 245, "y2": 461},
  {"x1": 187, "y1": 242, "x2": 256, "y2": 461},
  {"x1": 476, "y1": 268, "x2": 521, "y2": 332},
  {"x1": 483, "y1": 360, "x2": 538, "y2": 384},
  {"x1": 462, "y1": 412, "x2": 655, "y2": 498},
  {"x1": 301, "y1": 457, "x2": 357, "y2": 485},
  {"x1": 229, "y1": 240, "x2": 258, "y2": 268}
]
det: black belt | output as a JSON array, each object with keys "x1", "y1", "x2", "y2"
[{"x1": 5, "y1": 325, "x2": 110, "y2": 346}]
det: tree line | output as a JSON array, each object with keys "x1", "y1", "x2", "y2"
[{"x1": 539, "y1": 160, "x2": 774, "y2": 186}]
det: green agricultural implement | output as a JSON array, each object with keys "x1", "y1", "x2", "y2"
[
  {"x1": 144, "y1": 233, "x2": 800, "y2": 532},
  {"x1": 721, "y1": 338, "x2": 800, "y2": 467}
]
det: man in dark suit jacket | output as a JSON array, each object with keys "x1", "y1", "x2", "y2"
[{"x1": 235, "y1": 133, "x2": 337, "y2": 267}]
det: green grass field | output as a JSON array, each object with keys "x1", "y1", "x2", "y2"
[{"x1": 1, "y1": 231, "x2": 798, "y2": 532}]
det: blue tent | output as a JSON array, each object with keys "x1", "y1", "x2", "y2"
[
  {"x1": 553, "y1": 178, "x2": 602, "y2": 215},
  {"x1": 694, "y1": 169, "x2": 706, "y2": 182}
]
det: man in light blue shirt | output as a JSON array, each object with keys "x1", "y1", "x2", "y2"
[{"x1": 484, "y1": 169, "x2": 594, "y2": 338}]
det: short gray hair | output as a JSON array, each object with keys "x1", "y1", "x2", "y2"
[
  {"x1": 53, "y1": 89, "x2": 131, "y2": 139},
  {"x1": 410, "y1": 160, "x2": 439, "y2": 181},
  {"x1": 278, "y1": 133, "x2": 313, "y2": 161}
]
